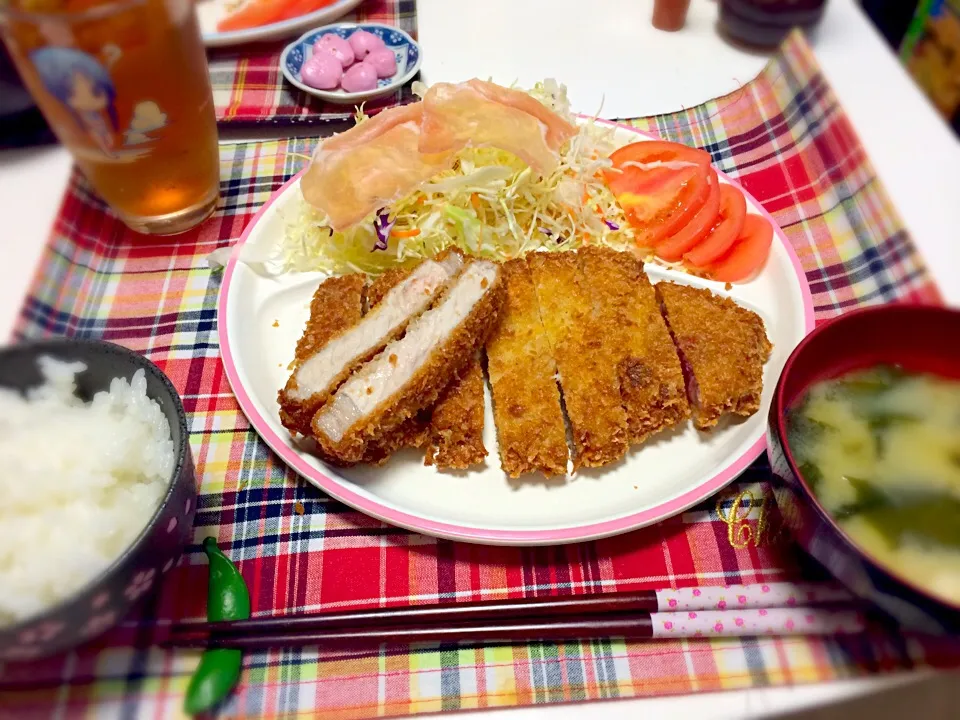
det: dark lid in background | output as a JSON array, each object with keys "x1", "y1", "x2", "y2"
[{"x1": 0, "y1": 42, "x2": 56, "y2": 149}]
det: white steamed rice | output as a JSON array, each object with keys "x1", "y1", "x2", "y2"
[{"x1": 0, "y1": 356, "x2": 174, "y2": 626}]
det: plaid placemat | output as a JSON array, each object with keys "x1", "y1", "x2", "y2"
[
  {"x1": 2, "y1": 30, "x2": 956, "y2": 719},
  {"x1": 209, "y1": 0, "x2": 417, "y2": 127}
]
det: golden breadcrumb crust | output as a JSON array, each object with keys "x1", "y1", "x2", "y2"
[
  {"x1": 424, "y1": 359, "x2": 488, "y2": 469},
  {"x1": 278, "y1": 273, "x2": 365, "y2": 436},
  {"x1": 577, "y1": 246, "x2": 690, "y2": 443},
  {"x1": 486, "y1": 258, "x2": 569, "y2": 478},
  {"x1": 528, "y1": 252, "x2": 628, "y2": 470},
  {"x1": 369, "y1": 264, "x2": 488, "y2": 469},
  {"x1": 655, "y1": 282, "x2": 772, "y2": 430},
  {"x1": 312, "y1": 264, "x2": 505, "y2": 463}
]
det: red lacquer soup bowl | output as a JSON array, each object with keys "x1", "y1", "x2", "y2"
[{"x1": 767, "y1": 304, "x2": 960, "y2": 633}]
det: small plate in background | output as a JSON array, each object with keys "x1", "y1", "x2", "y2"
[
  {"x1": 198, "y1": 0, "x2": 365, "y2": 48},
  {"x1": 280, "y1": 23, "x2": 421, "y2": 105}
]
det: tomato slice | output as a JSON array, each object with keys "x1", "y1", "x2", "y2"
[
  {"x1": 653, "y1": 170, "x2": 720, "y2": 261},
  {"x1": 708, "y1": 214, "x2": 774, "y2": 283},
  {"x1": 604, "y1": 141, "x2": 712, "y2": 195},
  {"x1": 683, "y1": 184, "x2": 748, "y2": 268},
  {"x1": 603, "y1": 141, "x2": 713, "y2": 247}
]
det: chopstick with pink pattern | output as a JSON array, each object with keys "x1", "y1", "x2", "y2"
[
  {"x1": 652, "y1": 581, "x2": 854, "y2": 611},
  {"x1": 167, "y1": 581, "x2": 866, "y2": 649}
]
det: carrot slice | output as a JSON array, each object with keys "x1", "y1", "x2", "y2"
[
  {"x1": 653, "y1": 170, "x2": 720, "y2": 261},
  {"x1": 707, "y1": 214, "x2": 774, "y2": 283},
  {"x1": 390, "y1": 228, "x2": 421, "y2": 239},
  {"x1": 683, "y1": 184, "x2": 747, "y2": 268}
]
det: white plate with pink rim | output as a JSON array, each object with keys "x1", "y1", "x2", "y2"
[{"x1": 216, "y1": 119, "x2": 815, "y2": 546}]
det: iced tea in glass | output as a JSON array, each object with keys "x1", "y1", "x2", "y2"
[{"x1": 0, "y1": 0, "x2": 220, "y2": 234}]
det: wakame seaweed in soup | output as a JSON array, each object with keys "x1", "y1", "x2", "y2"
[{"x1": 786, "y1": 365, "x2": 960, "y2": 604}]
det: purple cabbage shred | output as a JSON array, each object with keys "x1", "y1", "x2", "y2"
[
  {"x1": 373, "y1": 209, "x2": 395, "y2": 251},
  {"x1": 603, "y1": 220, "x2": 620, "y2": 231}
]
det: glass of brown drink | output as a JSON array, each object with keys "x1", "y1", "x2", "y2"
[{"x1": 0, "y1": 0, "x2": 220, "y2": 235}]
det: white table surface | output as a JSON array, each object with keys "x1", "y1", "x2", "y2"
[{"x1": 2, "y1": 1, "x2": 959, "y2": 717}]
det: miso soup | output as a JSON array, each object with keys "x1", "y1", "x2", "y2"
[{"x1": 786, "y1": 365, "x2": 960, "y2": 605}]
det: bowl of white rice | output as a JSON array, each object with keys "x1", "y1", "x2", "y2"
[{"x1": 0, "y1": 338, "x2": 195, "y2": 662}]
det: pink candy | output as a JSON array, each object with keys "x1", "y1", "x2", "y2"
[
  {"x1": 348, "y1": 29, "x2": 386, "y2": 60},
  {"x1": 365, "y1": 48, "x2": 397, "y2": 78},
  {"x1": 340, "y1": 61, "x2": 378, "y2": 92},
  {"x1": 314, "y1": 34, "x2": 355, "y2": 68},
  {"x1": 300, "y1": 52, "x2": 342, "y2": 90},
  {"x1": 302, "y1": 29, "x2": 398, "y2": 93}
]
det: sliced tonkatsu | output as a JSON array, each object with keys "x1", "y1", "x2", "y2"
[
  {"x1": 278, "y1": 247, "x2": 772, "y2": 474},
  {"x1": 655, "y1": 282, "x2": 772, "y2": 430},
  {"x1": 277, "y1": 274, "x2": 366, "y2": 435},
  {"x1": 577, "y1": 247, "x2": 689, "y2": 443},
  {"x1": 312, "y1": 260, "x2": 504, "y2": 464},
  {"x1": 368, "y1": 264, "x2": 488, "y2": 470},
  {"x1": 528, "y1": 252, "x2": 628, "y2": 470},
  {"x1": 423, "y1": 358, "x2": 488, "y2": 469},
  {"x1": 278, "y1": 251, "x2": 463, "y2": 436},
  {"x1": 486, "y1": 258, "x2": 569, "y2": 478}
]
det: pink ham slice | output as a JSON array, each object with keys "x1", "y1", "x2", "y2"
[
  {"x1": 300, "y1": 103, "x2": 455, "y2": 231},
  {"x1": 418, "y1": 79, "x2": 577, "y2": 174}
]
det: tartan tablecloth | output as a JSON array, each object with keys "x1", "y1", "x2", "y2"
[
  {"x1": 209, "y1": 0, "x2": 417, "y2": 127},
  {"x1": 2, "y1": 30, "x2": 958, "y2": 720}
]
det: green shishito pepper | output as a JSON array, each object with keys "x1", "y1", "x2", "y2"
[{"x1": 184, "y1": 537, "x2": 251, "y2": 715}]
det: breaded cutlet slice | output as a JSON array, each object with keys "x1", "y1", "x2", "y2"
[
  {"x1": 356, "y1": 270, "x2": 433, "y2": 464},
  {"x1": 365, "y1": 267, "x2": 413, "y2": 308},
  {"x1": 278, "y1": 274, "x2": 365, "y2": 435},
  {"x1": 423, "y1": 358, "x2": 488, "y2": 469},
  {"x1": 486, "y1": 258, "x2": 569, "y2": 478},
  {"x1": 312, "y1": 260, "x2": 504, "y2": 464},
  {"x1": 368, "y1": 266, "x2": 487, "y2": 470},
  {"x1": 577, "y1": 247, "x2": 690, "y2": 443},
  {"x1": 655, "y1": 282, "x2": 772, "y2": 430},
  {"x1": 361, "y1": 409, "x2": 432, "y2": 466},
  {"x1": 529, "y1": 252, "x2": 628, "y2": 470},
  {"x1": 278, "y1": 252, "x2": 464, "y2": 436},
  {"x1": 365, "y1": 269, "x2": 431, "y2": 458}
]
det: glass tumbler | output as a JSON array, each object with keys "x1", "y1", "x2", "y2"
[{"x1": 0, "y1": 0, "x2": 220, "y2": 235}]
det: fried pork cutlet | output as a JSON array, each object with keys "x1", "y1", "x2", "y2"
[
  {"x1": 655, "y1": 282, "x2": 772, "y2": 430},
  {"x1": 364, "y1": 269, "x2": 430, "y2": 459},
  {"x1": 486, "y1": 258, "x2": 569, "y2": 478},
  {"x1": 368, "y1": 266, "x2": 487, "y2": 470},
  {"x1": 278, "y1": 274, "x2": 365, "y2": 435},
  {"x1": 278, "y1": 252, "x2": 464, "y2": 436},
  {"x1": 355, "y1": 270, "x2": 430, "y2": 464},
  {"x1": 578, "y1": 247, "x2": 690, "y2": 443},
  {"x1": 423, "y1": 358, "x2": 488, "y2": 469},
  {"x1": 312, "y1": 260, "x2": 504, "y2": 464},
  {"x1": 528, "y1": 252, "x2": 628, "y2": 470}
]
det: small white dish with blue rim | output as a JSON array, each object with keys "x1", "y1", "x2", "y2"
[{"x1": 280, "y1": 22, "x2": 421, "y2": 105}]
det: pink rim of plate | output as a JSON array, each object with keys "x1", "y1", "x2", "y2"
[{"x1": 216, "y1": 121, "x2": 816, "y2": 545}]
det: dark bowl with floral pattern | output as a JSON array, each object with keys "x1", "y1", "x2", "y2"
[
  {"x1": 0, "y1": 338, "x2": 196, "y2": 661},
  {"x1": 767, "y1": 304, "x2": 960, "y2": 634}
]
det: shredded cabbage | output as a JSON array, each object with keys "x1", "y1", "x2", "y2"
[{"x1": 271, "y1": 80, "x2": 654, "y2": 276}]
